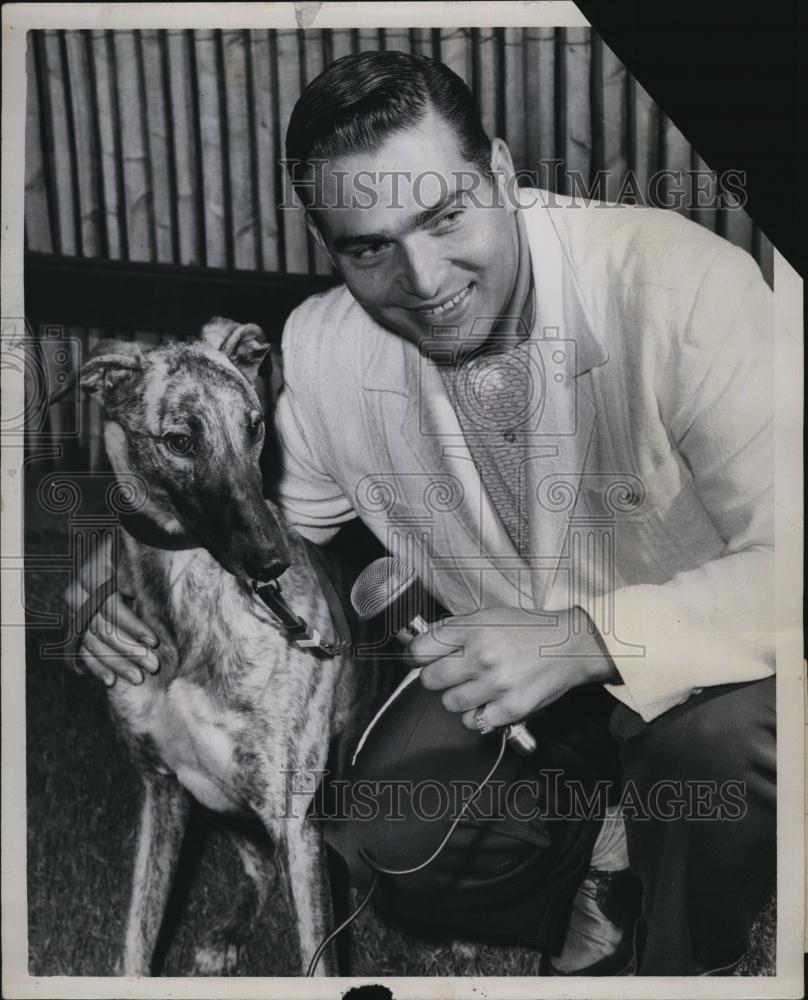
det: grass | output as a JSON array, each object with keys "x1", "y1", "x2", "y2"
[{"x1": 24, "y1": 510, "x2": 775, "y2": 978}]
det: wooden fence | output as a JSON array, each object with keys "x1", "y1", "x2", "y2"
[
  {"x1": 24, "y1": 26, "x2": 773, "y2": 476},
  {"x1": 25, "y1": 27, "x2": 772, "y2": 282}
]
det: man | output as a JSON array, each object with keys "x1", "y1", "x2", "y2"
[{"x1": 68, "y1": 51, "x2": 776, "y2": 976}]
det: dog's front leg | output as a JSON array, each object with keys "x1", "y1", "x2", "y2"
[
  {"x1": 282, "y1": 818, "x2": 337, "y2": 976},
  {"x1": 121, "y1": 774, "x2": 192, "y2": 976}
]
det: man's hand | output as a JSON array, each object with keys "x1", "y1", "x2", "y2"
[
  {"x1": 407, "y1": 606, "x2": 617, "y2": 730},
  {"x1": 63, "y1": 536, "x2": 160, "y2": 687}
]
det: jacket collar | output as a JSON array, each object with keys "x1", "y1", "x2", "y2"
[{"x1": 361, "y1": 187, "x2": 608, "y2": 395}]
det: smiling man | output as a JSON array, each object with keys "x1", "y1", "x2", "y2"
[
  {"x1": 71, "y1": 51, "x2": 776, "y2": 977},
  {"x1": 275, "y1": 51, "x2": 776, "y2": 977}
]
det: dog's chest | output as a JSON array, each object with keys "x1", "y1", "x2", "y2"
[
  {"x1": 111, "y1": 546, "x2": 348, "y2": 815},
  {"x1": 145, "y1": 680, "x2": 248, "y2": 812}
]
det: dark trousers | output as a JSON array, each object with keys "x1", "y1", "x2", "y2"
[
  {"x1": 611, "y1": 676, "x2": 776, "y2": 974},
  {"x1": 323, "y1": 676, "x2": 775, "y2": 975}
]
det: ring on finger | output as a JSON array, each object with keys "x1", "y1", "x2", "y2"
[{"x1": 473, "y1": 704, "x2": 495, "y2": 735}]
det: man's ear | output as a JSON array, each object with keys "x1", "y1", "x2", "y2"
[
  {"x1": 49, "y1": 339, "x2": 144, "y2": 408},
  {"x1": 201, "y1": 317, "x2": 270, "y2": 384},
  {"x1": 489, "y1": 137, "x2": 518, "y2": 215}
]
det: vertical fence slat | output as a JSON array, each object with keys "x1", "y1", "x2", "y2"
[
  {"x1": 223, "y1": 30, "x2": 258, "y2": 269},
  {"x1": 194, "y1": 30, "x2": 227, "y2": 267},
  {"x1": 632, "y1": 80, "x2": 657, "y2": 199},
  {"x1": 114, "y1": 31, "x2": 154, "y2": 261},
  {"x1": 601, "y1": 41, "x2": 629, "y2": 205},
  {"x1": 690, "y1": 150, "x2": 719, "y2": 235},
  {"x1": 83, "y1": 31, "x2": 110, "y2": 258},
  {"x1": 493, "y1": 29, "x2": 506, "y2": 138},
  {"x1": 724, "y1": 205, "x2": 754, "y2": 256},
  {"x1": 330, "y1": 29, "x2": 354, "y2": 61},
  {"x1": 660, "y1": 116, "x2": 691, "y2": 217},
  {"x1": 440, "y1": 28, "x2": 471, "y2": 86},
  {"x1": 215, "y1": 31, "x2": 235, "y2": 269},
  {"x1": 383, "y1": 29, "x2": 412, "y2": 54},
  {"x1": 157, "y1": 31, "x2": 181, "y2": 264},
  {"x1": 408, "y1": 28, "x2": 431, "y2": 57},
  {"x1": 430, "y1": 28, "x2": 442, "y2": 61},
  {"x1": 754, "y1": 230, "x2": 774, "y2": 287},
  {"x1": 503, "y1": 28, "x2": 526, "y2": 170},
  {"x1": 525, "y1": 28, "x2": 556, "y2": 187},
  {"x1": 57, "y1": 32, "x2": 85, "y2": 256},
  {"x1": 242, "y1": 29, "x2": 264, "y2": 271},
  {"x1": 301, "y1": 29, "x2": 325, "y2": 88},
  {"x1": 249, "y1": 30, "x2": 280, "y2": 271},
  {"x1": 553, "y1": 29, "x2": 567, "y2": 195},
  {"x1": 476, "y1": 29, "x2": 498, "y2": 141},
  {"x1": 25, "y1": 36, "x2": 53, "y2": 252},
  {"x1": 588, "y1": 33, "x2": 604, "y2": 183},
  {"x1": 275, "y1": 30, "x2": 309, "y2": 273},
  {"x1": 166, "y1": 30, "x2": 202, "y2": 265},
  {"x1": 598, "y1": 40, "x2": 628, "y2": 206},
  {"x1": 88, "y1": 32, "x2": 123, "y2": 258},
  {"x1": 300, "y1": 30, "x2": 332, "y2": 275},
  {"x1": 134, "y1": 31, "x2": 161, "y2": 262},
  {"x1": 565, "y1": 27, "x2": 591, "y2": 195},
  {"x1": 357, "y1": 28, "x2": 381, "y2": 53},
  {"x1": 63, "y1": 31, "x2": 100, "y2": 256},
  {"x1": 140, "y1": 30, "x2": 176, "y2": 263},
  {"x1": 268, "y1": 30, "x2": 288, "y2": 272},
  {"x1": 522, "y1": 29, "x2": 539, "y2": 179},
  {"x1": 42, "y1": 31, "x2": 77, "y2": 254}
]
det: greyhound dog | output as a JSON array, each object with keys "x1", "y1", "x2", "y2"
[{"x1": 65, "y1": 318, "x2": 383, "y2": 976}]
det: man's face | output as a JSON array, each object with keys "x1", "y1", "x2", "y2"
[{"x1": 310, "y1": 108, "x2": 520, "y2": 353}]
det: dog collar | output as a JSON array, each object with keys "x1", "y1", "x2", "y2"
[
  {"x1": 119, "y1": 511, "x2": 351, "y2": 658},
  {"x1": 252, "y1": 537, "x2": 351, "y2": 658}
]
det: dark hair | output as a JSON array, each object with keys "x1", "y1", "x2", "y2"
[{"x1": 285, "y1": 50, "x2": 492, "y2": 205}]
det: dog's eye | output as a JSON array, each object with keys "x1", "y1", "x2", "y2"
[
  {"x1": 164, "y1": 433, "x2": 194, "y2": 456},
  {"x1": 247, "y1": 413, "x2": 264, "y2": 439}
]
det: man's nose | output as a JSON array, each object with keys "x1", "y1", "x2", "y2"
[{"x1": 397, "y1": 236, "x2": 447, "y2": 302}]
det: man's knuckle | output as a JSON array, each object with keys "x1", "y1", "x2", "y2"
[{"x1": 442, "y1": 690, "x2": 458, "y2": 712}]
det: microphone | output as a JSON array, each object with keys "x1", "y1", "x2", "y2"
[{"x1": 351, "y1": 557, "x2": 537, "y2": 756}]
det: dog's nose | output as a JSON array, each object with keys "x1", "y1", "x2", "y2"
[{"x1": 255, "y1": 558, "x2": 290, "y2": 583}]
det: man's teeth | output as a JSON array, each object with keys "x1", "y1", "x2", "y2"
[{"x1": 423, "y1": 286, "x2": 470, "y2": 316}]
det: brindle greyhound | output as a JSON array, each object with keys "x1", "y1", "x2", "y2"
[{"x1": 63, "y1": 318, "x2": 382, "y2": 976}]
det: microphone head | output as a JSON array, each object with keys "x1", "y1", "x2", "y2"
[{"x1": 350, "y1": 556, "x2": 418, "y2": 621}]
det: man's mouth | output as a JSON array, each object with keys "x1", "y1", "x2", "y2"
[{"x1": 416, "y1": 283, "x2": 473, "y2": 318}]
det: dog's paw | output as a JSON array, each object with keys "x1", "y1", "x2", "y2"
[{"x1": 192, "y1": 940, "x2": 243, "y2": 976}]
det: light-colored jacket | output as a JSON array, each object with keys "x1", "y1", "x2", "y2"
[{"x1": 274, "y1": 188, "x2": 774, "y2": 722}]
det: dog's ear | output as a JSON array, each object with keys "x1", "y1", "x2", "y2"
[
  {"x1": 201, "y1": 317, "x2": 270, "y2": 384},
  {"x1": 50, "y1": 340, "x2": 145, "y2": 409}
]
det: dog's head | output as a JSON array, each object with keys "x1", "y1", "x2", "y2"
[{"x1": 58, "y1": 319, "x2": 290, "y2": 582}]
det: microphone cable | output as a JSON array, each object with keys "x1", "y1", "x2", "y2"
[
  {"x1": 306, "y1": 730, "x2": 508, "y2": 975},
  {"x1": 305, "y1": 872, "x2": 379, "y2": 977}
]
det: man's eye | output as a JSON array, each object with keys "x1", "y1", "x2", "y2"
[
  {"x1": 433, "y1": 210, "x2": 464, "y2": 232},
  {"x1": 163, "y1": 433, "x2": 194, "y2": 456},
  {"x1": 352, "y1": 243, "x2": 390, "y2": 262}
]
